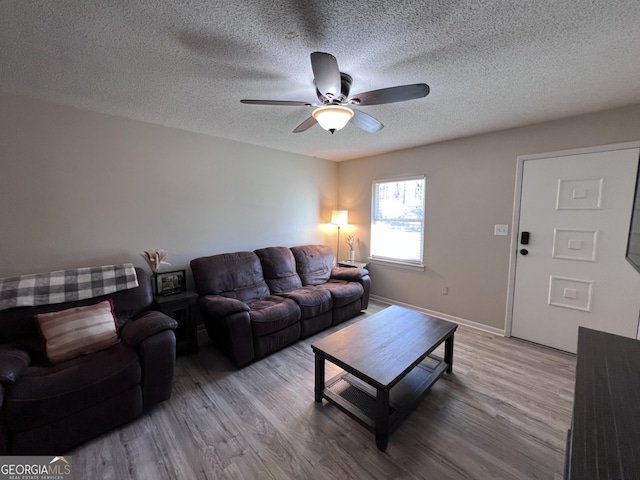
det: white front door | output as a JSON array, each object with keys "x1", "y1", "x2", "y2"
[{"x1": 511, "y1": 145, "x2": 640, "y2": 353}]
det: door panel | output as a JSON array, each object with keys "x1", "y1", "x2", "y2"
[{"x1": 511, "y1": 147, "x2": 640, "y2": 353}]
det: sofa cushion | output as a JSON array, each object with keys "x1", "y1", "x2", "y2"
[
  {"x1": 35, "y1": 300, "x2": 119, "y2": 364},
  {"x1": 278, "y1": 286, "x2": 332, "y2": 319},
  {"x1": 248, "y1": 296, "x2": 301, "y2": 337},
  {"x1": 318, "y1": 280, "x2": 364, "y2": 308},
  {"x1": 4, "y1": 342, "x2": 140, "y2": 432},
  {"x1": 191, "y1": 252, "x2": 270, "y2": 303},
  {"x1": 120, "y1": 311, "x2": 178, "y2": 347},
  {"x1": 291, "y1": 245, "x2": 334, "y2": 286},
  {"x1": 254, "y1": 247, "x2": 303, "y2": 293}
]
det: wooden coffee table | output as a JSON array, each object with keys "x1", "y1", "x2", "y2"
[{"x1": 311, "y1": 305, "x2": 457, "y2": 451}]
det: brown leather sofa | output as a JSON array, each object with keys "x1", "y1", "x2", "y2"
[
  {"x1": 191, "y1": 244, "x2": 370, "y2": 367},
  {"x1": 0, "y1": 268, "x2": 178, "y2": 454}
]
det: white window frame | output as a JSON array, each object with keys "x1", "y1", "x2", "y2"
[{"x1": 369, "y1": 174, "x2": 426, "y2": 269}]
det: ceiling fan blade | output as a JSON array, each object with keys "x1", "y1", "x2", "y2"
[
  {"x1": 350, "y1": 109, "x2": 384, "y2": 133},
  {"x1": 310, "y1": 52, "x2": 341, "y2": 99},
  {"x1": 349, "y1": 83, "x2": 430, "y2": 106},
  {"x1": 293, "y1": 116, "x2": 318, "y2": 133},
  {"x1": 241, "y1": 99, "x2": 313, "y2": 106}
]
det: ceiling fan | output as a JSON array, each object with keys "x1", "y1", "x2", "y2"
[{"x1": 240, "y1": 52, "x2": 430, "y2": 134}]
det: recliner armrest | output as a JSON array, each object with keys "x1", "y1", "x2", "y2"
[
  {"x1": 0, "y1": 346, "x2": 30, "y2": 384},
  {"x1": 200, "y1": 295, "x2": 250, "y2": 318},
  {"x1": 330, "y1": 267, "x2": 370, "y2": 282},
  {"x1": 120, "y1": 311, "x2": 178, "y2": 347}
]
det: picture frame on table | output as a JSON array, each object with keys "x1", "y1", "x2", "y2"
[{"x1": 154, "y1": 270, "x2": 186, "y2": 296}]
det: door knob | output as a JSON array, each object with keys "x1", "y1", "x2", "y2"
[{"x1": 520, "y1": 249, "x2": 529, "y2": 255}]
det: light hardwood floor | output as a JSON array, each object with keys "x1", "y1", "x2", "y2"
[{"x1": 71, "y1": 300, "x2": 576, "y2": 479}]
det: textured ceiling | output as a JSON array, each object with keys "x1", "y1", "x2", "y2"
[{"x1": 1, "y1": 1, "x2": 640, "y2": 161}]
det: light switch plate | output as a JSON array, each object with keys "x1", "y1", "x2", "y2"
[{"x1": 494, "y1": 224, "x2": 509, "y2": 236}]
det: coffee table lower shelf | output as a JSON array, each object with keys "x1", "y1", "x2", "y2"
[{"x1": 320, "y1": 355, "x2": 448, "y2": 447}]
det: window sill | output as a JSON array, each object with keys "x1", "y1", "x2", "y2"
[{"x1": 367, "y1": 257, "x2": 425, "y2": 271}]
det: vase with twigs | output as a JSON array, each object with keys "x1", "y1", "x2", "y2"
[
  {"x1": 140, "y1": 248, "x2": 171, "y2": 274},
  {"x1": 345, "y1": 235, "x2": 357, "y2": 262}
]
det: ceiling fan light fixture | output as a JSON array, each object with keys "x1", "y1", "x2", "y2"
[{"x1": 312, "y1": 105, "x2": 354, "y2": 133}]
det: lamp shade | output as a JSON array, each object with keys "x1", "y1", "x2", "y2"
[
  {"x1": 331, "y1": 210, "x2": 348, "y2": 226},
  {"x1": 312, "y1": 106, "x2": 354, "y2": 133}
]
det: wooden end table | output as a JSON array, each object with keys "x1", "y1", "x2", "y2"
[
  {"x1": 337, "y1": 260, "x2": 368, "y2": 269},
  {"x1": 153, "y1": 291, "x2": 199, "y2": 355},
  {"x1": 311, "y1": 305, "x2": 456, "y2": 451}
]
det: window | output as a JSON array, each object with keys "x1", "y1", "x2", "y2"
[{"x1": 370, "y1": 175, "x2": 426, "y2": 267}]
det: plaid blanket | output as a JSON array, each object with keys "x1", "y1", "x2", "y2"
[{"x1": 0, "y1": 263, "x2": 139, "y2": 311}]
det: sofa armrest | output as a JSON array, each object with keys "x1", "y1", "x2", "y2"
[
  {"x1": 200, "y1": 295, "x2": 250, "y2": 318},
  {"x1": 0, "y1": 346, "x2": 30, "y2": 384},
  {"x1": 198, "y1": 296, "x2": 255, "y2": 367},
  {"x1": 331, "y1": 267, "x2": 371, "y2": 310},
  {"x1": 138, "y1": 330, "x2": 176, "y2": 409},
  {"x1": 330, "y1": 267, "x2": 369, "y2": 281},
  {"x1": 120, "y1": 311, "x2": 178, "y2": 347}
]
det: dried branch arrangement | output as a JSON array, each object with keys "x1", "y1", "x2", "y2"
[{"x1": 141, "y1": 249, "x2": 170, "y2": 273}]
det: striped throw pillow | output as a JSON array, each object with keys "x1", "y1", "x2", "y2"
[{"x1": 35, "y1": 300, "x2": 119, "y2": 364}]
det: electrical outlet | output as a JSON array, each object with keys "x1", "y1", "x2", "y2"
[
  {"x1": 441, "y1": 287, "x2": 448, "y2": 295},
  {"x1": 494, "y1": 224, "x2": 509, "y2": 236}
]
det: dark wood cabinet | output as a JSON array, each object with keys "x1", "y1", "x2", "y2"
[
  {"x1": 154, "y1": 291, "x2": 199, "y2": 355},
  {"x1": 566, "y1": 327, "x2": 640, "y2": 479}
]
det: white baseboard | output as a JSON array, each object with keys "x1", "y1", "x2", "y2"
[{"x1": 369, "y1": 295, "x2": 505, "y2": 336}]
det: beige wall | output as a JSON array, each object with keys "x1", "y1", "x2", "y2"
[
  {"x1": 0, "y1": 93, "x2": 338, "y2": 283},
  {"x1": 3, "y1": 90, "x2": 640, "y2": 331},
  {"x1": 338, "y1": 103, "x2": 640, "y2": 330}
]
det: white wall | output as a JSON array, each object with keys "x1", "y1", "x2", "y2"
[
  {"x1": 0, "y1": 92, "x2": 338, "y2": 284},
  {"x1": 339, "y1": 103, "x2": 640, "y2": 330}
]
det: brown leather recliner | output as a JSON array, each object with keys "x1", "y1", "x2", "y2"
[
  {"x1": 191, "y1": 245, "x2": 370, "y2": 367},
  {"x1": 0, "y1": 268, "x2": 178, "y2": 454}
]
